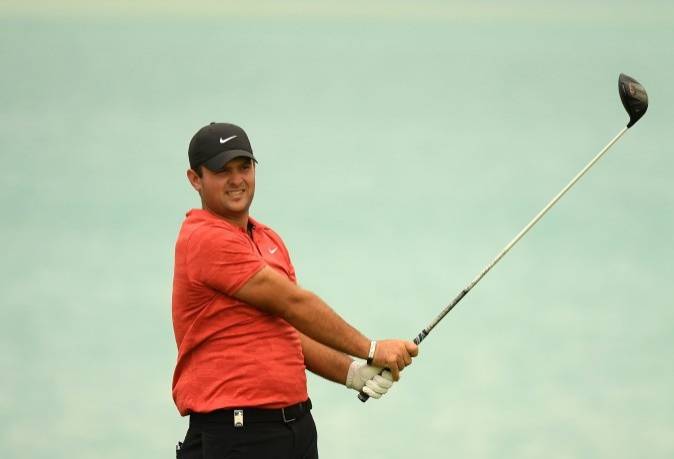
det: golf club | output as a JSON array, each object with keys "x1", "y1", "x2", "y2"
[{"x1": 359, "y1": 73, "x2": 648, "y2": 402}]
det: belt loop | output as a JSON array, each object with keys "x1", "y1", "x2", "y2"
[{"x1": 281, "y1": 407, "x2": 296, "y2": 423}]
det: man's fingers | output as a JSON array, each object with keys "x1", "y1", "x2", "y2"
[
  {"x1": 406, "y1": 341, "x2": 419, "y2": 357},
  {"x1": 371, "y1": 339, "x2": 419, "y2": 380},
  {"x1": 365, "y1": 379, "x2": 388, "y2": 395},
  {"x1": 372, "y1": 374, "x2": 393, "y2": 389},
  {"x1": 380, "y1": 370, "x2": 393, "y2": 382},
  {"x1": 388, "y1": 364, "x2": 400, "y2": 381},
  {"x1": 362, "y1": 386, "x2": 382, "y2": 399}
]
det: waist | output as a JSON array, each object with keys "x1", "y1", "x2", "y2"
[{"x1": 190, "y1": 399, "x2": 312, "y2": 427}]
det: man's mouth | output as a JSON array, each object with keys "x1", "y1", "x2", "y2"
[{"x1": 226, "y1": 189, "x2": 245, "y2": 198}]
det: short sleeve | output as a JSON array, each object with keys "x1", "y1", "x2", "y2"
[{"x1": 186, "y1": 226, "x2": 266, "y2": 295}]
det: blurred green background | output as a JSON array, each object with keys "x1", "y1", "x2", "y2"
[{"x1": 1, "y1": 1, "x2": 673, "y2": 458}]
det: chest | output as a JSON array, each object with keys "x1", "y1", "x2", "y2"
[{"x1": 248, "y1": 231, "x2": 292, "y2": 279}]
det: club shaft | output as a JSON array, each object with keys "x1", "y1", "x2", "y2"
[
  {"x1": 360, "y1": 126, "x2": 630, "y2": 402},
  {"x1": 414, "y1": 126, "x2": 629, "y2": 345}
]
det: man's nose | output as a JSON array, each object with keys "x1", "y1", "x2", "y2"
[
  {"x1": 229, "y1": 170, "x2": 243, "y2": 182},
  {"x1": 227, "y1": 170, "x2": 245, "y2": 185}
]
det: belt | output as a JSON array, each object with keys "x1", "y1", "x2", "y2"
[{"x1": 190, "y1": 399, "x2": 312, "y2": 428}]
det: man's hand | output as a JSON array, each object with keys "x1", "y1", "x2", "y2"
[
  {"x1": 345, "y1": 361, "x2": 393, "y2": 399},
  {"x1": 370, "y1": 339, "x2": 418, "y2": 381}
]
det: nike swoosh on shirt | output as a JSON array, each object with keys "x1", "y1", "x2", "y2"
[
  {"x1": 269, "y1": 247, "x2": 278, "y2": 254},
  {"x1": 220, "y1": 135, "x2": 237, "y2": 144}
]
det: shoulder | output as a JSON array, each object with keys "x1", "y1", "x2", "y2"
[
  {"x1": 184, "y1": 211, "x2": 250, "y2": 250},
  {"x1": 251, "y1": 218, "x2": 287, "y2": 246},
  {"x1": 251, "y1": 218, "x2": 295, "y2": 272}
]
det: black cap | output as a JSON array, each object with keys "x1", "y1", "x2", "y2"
[{"x1": 188, "y1": 122, "x2": 257, "y2": 171}]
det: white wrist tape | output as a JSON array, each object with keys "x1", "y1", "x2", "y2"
[{"x1": 367, "y1": 340, "x2": 377, "y2": 365}]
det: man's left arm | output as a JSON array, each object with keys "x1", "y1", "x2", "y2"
[
  {"x1": 299, "y1": 333, "x2": 352, "y2": 384},
  {"x1": 299, "y1": 333, "x2": 394, "y2": 399}
]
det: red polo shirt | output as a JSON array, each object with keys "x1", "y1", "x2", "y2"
[{"x1": 171, "y1": 209, "x2": 308, "y2": 416}]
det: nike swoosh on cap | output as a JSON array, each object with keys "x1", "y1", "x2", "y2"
[{"x1": 219, "y1": 135, "x2": 237, "y2": 144}]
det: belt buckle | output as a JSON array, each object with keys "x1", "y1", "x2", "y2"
[{"x1": 281, "y1": 407, "x2": 296, "y2": 423}]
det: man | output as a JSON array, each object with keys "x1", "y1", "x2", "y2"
[{"x1": 172, "y1": 122, "x2": 418, "y2": 458}]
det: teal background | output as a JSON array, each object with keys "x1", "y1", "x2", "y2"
[{"x1": 1, "y1": 2, "x2": 672, "y2": 458}]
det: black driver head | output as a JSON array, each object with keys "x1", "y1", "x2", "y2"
[{"x1": 619, "y1": 73, "x2": 648, "y2": 128}]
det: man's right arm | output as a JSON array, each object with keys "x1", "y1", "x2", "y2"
[{"x1": 234, "y1": 265, "x2": 418, "y2": 380}]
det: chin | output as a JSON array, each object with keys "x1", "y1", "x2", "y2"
[{"x1": 224, "y1": 201, "x2": 251, "y2": 214}]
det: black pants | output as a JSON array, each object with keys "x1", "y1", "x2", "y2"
[{"x1": 177, "y1": 411, "x2": 318, "y2": 458}]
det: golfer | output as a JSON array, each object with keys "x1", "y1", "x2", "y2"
[{"x1": 172, "y1": 122, "x2": 419, "y2": 458}]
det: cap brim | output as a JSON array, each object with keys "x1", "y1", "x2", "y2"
[{"x1": 202, "y1": 150, "x2": 257, "y2": 171}]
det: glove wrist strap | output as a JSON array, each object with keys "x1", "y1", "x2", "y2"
[{"x1": 345, "y1": 360, "x2": 358, "y2": 388}]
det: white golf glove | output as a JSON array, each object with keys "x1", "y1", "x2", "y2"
[{"x1": 345, "y1": 360, "x2": 394, "y2": 399}]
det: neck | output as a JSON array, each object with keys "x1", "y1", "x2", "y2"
[{"x1": 203, "y1": 205, "x2": 249, "y2": 230}]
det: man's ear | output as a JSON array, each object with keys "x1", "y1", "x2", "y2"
[{"x1": 186, "y1": 168, "x2": 202, "y2": 193}]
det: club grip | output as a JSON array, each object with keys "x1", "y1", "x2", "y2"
[
  {"x1": 359, "y1": 366, "x2": 404, "y2": 401},
  {"x1": 357, "y1": 368, "x2": 385, "y2": 403},
  {"x1": 357, "y1": 329, "x2": 428, "y2": 403}
]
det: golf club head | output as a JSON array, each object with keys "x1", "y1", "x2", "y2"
[{"x1": 619, "y1": 73, "x2": 648, "y2": 128}]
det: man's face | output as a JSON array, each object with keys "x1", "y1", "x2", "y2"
[{"x1": 188, "y1": 157, "x2": 256, "y2": 222}]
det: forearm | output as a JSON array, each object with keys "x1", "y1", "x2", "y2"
[
  {"x1": 299, "y1": 333, "x2": 352, "y2": 384},
  {"x1": 283, "y1": 289, "x2": 370, "y2": 359},
  {"x1": 234, "y1": 266, "x2": 373, "y2": 360}
]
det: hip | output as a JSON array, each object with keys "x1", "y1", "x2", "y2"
[{"x1": 176, "y1": 400, "x2": 318, "y2": 459}]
